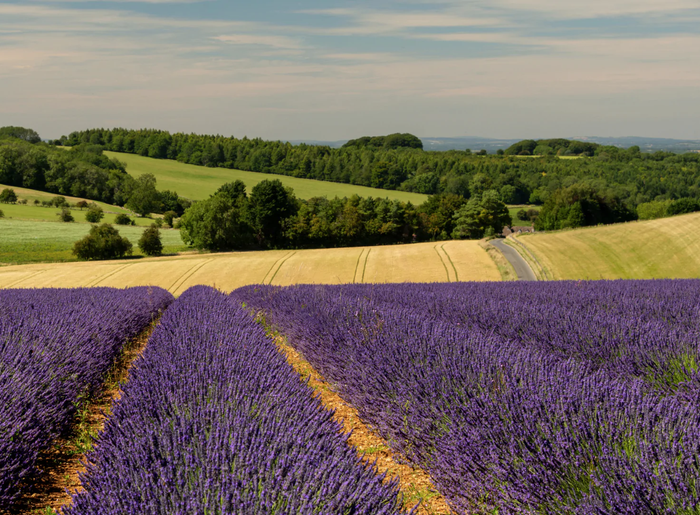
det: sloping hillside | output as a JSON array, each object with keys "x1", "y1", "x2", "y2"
[
  {"x1": 105, "y1": 152, "x2": 429, "y2": 203},
  {"x1": 519, "y1": 213, "x2": 700, "y2": 279}
]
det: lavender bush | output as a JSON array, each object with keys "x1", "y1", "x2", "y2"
[
  {"x1": 233, "y1": 280, "x2": 700, "y2": 514},
  {"x1": 66, "y1": 286, "x2": 409, "y2": 515},
  {"x1": 0, "y1": 287, "x2": 172, "y2": 510}
]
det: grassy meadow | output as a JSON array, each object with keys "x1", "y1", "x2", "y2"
[
  {"x1": 518, "y1": 212, "x2": 700, "y2": 279},
  {"x1": 0, "y1": 219, "x2": 186, "y2": 264},
  {"x1": 105, "y1": 151, "x2": 429, "y2": 203},
  {"x1": 0, "y1": 241, "x2": 501, "y2": 294}
]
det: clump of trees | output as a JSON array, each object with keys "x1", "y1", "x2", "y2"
[
  {"x1": 452, "y1": 191, "x2": 512, "y2": 239},
  {"x1": 73, "y1": 224, "x2": 133, "y2": 260},
  {"x1": 0, "y1": 188, "x2": 17, "y2": 203},
  {"x1": 343, "y1": 133, "x2": 423, "y2": 150},
  {"x1": 534, "y1": 184, "x2": 635, "y2": 231},
  {"x1": 504, "y1": 139, "x2": 599, "y2": 157}
]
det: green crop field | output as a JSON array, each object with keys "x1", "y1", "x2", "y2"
[
  {"x1": 0, "y1": 219, "x2": 186, "y2": 265},
  {"x1": 105, "y1": 152, "x2": 429, "y2": 203},
  {"x1": 517, "y1": 212, "x2": 700, "y2": 280}
]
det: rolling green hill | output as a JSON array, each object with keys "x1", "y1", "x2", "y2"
[{"x1": 105, "y1": 152, "x2": 429, "y2": 204}]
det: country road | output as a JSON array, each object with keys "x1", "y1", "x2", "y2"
[{"x1": 490, "y1": 239, "x2": 538, "y2": 281}]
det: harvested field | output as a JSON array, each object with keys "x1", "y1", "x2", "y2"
[{"x1": 0, "y1": 241, "x2": 501, "y2": 293}]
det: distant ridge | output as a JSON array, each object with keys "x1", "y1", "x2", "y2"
[{"x1": 287, "y1": 136, "x2": 700, "y2": 153}]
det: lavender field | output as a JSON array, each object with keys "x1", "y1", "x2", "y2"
[
  {"x1": 66, "y1": 286, "x2": 408, "y2": 514},
  {"x1": 0, "y1": 287, "x2": 172, "y2": 510},
  {"x1": 233, "y1": 280, "x2": 700, "y2": 514}
]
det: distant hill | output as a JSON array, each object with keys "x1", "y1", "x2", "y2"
[{"x1": 289, "y1": 136, "x2": 700, "y2": 153}]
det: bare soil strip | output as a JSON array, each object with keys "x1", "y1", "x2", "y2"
[
  {"x1": 275, "y1": 337, "x2": 454, "y2": 515},
  {"x1": 9, "y1": 318, "x2": 160, "y2": 515}
]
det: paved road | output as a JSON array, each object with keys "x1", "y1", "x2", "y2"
[{"x1": 490, "y1": 239, "x2": 538, "y2": 281}]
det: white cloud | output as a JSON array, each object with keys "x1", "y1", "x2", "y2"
[
  {"x1": 0, "y1": 0, "x2": 698, "y2": 140},
  {"x1": 485, "y1": 0, "x2": 700, "y2": 18}
]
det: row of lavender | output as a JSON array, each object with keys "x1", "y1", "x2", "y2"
[
  {"x1": 66, "y1": 286, "x2": 409, "y2": 514},
  {"x1": 0, "y1": 287, "x2": 172, "y2": 510},
  {"x1": 233, "y1": 281, "x2": 700, "y2": 514}
]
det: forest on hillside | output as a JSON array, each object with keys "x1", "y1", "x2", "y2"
[{"x1": 61, "y1": 129, "x2": 700, "y2": 214}]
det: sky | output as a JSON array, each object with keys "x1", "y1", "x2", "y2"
[{"x1": 1, "y1": 0, "x2": 699, "y2": 141}]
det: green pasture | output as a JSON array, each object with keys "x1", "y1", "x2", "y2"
[
  {"x1": 0, "y1": 219, "x2": 187, "y2": 265},
  {"x1": 0, "y1": 184, "x2": 133, "y2": 215},
  {"x1": 105, "y1": 152, "x2": 429, "y2": 204},
  {"x1": 0, "y1": 202, "x2": 152, "y2": 226}
]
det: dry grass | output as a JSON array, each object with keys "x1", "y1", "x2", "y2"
[
  {"x1": 519, "y1": 212, "x2": 700, "y2": 280},
  {"x1": 0, "y1": 241, "x2": 501, "y2": 294}
]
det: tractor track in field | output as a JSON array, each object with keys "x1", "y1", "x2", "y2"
[
  {"x1": 8, "y1": 318, "x2": 160, "y2": 515},
  {"x1": 274, "y1": 336, "x2": 453, "y2": 515}
]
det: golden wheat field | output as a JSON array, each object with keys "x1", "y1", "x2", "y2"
[{"x1": 0, "y1": 241, "x2": 502, "y2": 295}]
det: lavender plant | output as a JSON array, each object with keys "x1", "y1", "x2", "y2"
[
  {"x1": 233, "y1": 281, "x2": 700, "y2": 514},
  {"x1": 66, "y1": 286, "x2": 409, "y2": 515},
  {"x1": 0, "y1": 287, "x2": 173, "y2": 510}
]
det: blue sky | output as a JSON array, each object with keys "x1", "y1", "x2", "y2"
[{"x1": 1, "y1": 0, "x2": 699, "y2": 140}]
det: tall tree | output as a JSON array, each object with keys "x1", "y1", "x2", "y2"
[{"x1": 246, "y1": 179, "x2": 298, "y2": 248}]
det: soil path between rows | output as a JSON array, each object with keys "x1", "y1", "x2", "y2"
[
  {"x1": 10, "y1": 318, "x2": 160, "y2": 515},
  {"x1": 275, "y1": 336, "x2": 454, "y2": 515}
]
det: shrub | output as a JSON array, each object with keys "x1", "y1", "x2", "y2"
[
  {"x1": 33, "y1": 199, "x2": 40, "y2": 206},
  {"x1": 138, "y1": 224, "x2": 163, "y2": 256},
  {"x1": 73, "y1": 224, "x2": 133, "y2": 260},
  {"x1": 85, "y1": 206, "x2": 104, "y2": 223},
  {"x1": 114, "y1": 213, "x2": 134, "y2": 225},
  {"x1": 0, "y1": 188, "x2": 17, "y2": 203},
  {"x1": 0, "y1": 209, "x2": 4, "y2": 218},
  {"x1": 52, "y1": 196, "x2": 69, "y2": 208},
  {"x1": 163, "y1": 210, "x2": 178, "y2": 227},
  {"x1": 59, "y1": 208, "x2": 74, "y2": 222},
  {"x1": 153, "y1": 218, "x2": 164, "y2": 229},
  {"x1": 18, "y1": 199, "x2": 27, "y2": 205},
  {"x1": 637, "y1": 199, "x2": 673, "y2": 220},
  {"x1": 75, "y1": 200, "x2": 89, "y2": 210}
]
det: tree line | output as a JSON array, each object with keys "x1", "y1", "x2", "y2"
[
  {"x1": 179, "y1": 180, "x2": 512, "y2": 252},
  {"x1": 59, "y1": 129, "x2": 700, "y2": 213}
]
